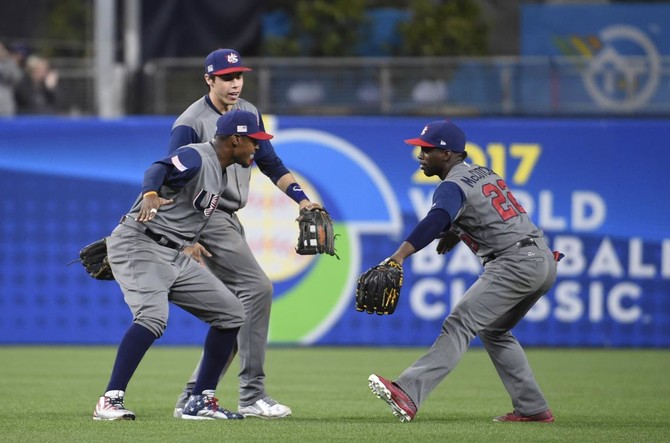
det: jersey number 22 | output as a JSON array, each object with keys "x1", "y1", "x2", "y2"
[{"x1": 482, "y1": 179, "x2": 526, "y2": 221}]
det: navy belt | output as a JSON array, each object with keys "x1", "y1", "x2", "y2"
[
  {"x1": 143, "y1": 228, "x2": 181, "y2": 250},
  {"x1": 482, "y1": 238, "x2": 537, "y2": 265},
  {"x1": 120, "y1": 215, "x2": 181, "y2": 250}
]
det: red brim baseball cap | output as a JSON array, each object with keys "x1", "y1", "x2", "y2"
[
  {"x1": 404, "y1": 137, "x2": 436, "y2": 147},
  {"x1": 212, "y1": 66, "x2": 252, "y2": 76},
  {"x1": 205, "y1": 48, "x2": 252, "y2": 76},
  {"x1": 404, "y1": 120, "x2": 466, "y2": 152},
  {"x1": 215, "y1": 110, "x2": 273, "y2": 140},
  {"x1": 246, "y1": 130, "x2": 273, "y2": 140}
]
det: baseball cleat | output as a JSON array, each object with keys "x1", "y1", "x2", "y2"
[
  {"x1": 493, "y1": 409, "x2": 554, "y2": 422},
  {"x1": 173, "y1": 387, "x2": 192, "y2": 418},
  {"x1": 93, "y1": 390, "x2": 136, "y2": 421},
  {"x1": 181, "y1": 390, "x2": 244, "y2": 420},
  {"x1": 239, "y1": 397, "x2": 292, "y2": 419},
  {"x1": 368, "y1": 374, "x2": 417, "y2": 422}
]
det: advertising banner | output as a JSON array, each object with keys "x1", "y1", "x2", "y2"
[
  {"x1": 521, "y1": 3, "x2": 670, "y2": 113},
  {"x1": 1, "y1": 116, "x2": 668, "y2": 347}
]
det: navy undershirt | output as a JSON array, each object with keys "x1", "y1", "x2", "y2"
[
  {"x1": 141, "y1": 146, "x2": 202, "y2": 194},
  {"x1": 405, "y1": 181, "x2": 465, "y2": 251}
]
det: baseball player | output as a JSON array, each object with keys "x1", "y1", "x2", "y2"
[
  {"x1": 367, "y1": 120, "x2": 559, "y2": 423},
  {"x1": 169, "y1": 48, "x2": 322, "y2": 419},
  {"x1": 93, "y1": 110, "x2": 273, "y2": 421}
]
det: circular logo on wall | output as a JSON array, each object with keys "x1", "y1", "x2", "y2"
[
  {"x1": 238, "y1": 128, "x2": 402, "y2": 344},
  {"x1": 583, "y1": 25, "x2": 661, "y2": 110}
]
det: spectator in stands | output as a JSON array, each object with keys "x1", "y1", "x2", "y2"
[
  {"x1": 0, "y1": 41, "x2": 23, "y2": 116},
  {"x1": 15, "y1": 54, "x2": 61, "y2": 114},
  {"x1": 9, "y1": 42, "x2": 30, "y2": 70}
]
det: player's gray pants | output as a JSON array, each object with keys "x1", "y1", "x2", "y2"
[
  {"x1": 107, "y1": 224, "x2": 246, "y2": 337},
  {"x1": 396, "y1": 238, "x2": 557, "y2": 416},
  {"x1": 176, "y1": 209, "x2": 273, "y2": 408}
]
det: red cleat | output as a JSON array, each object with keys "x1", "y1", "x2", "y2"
[
  {"x1": 368, "y1": 374, "x2": 417, "y2": 422},
  {"x1": 494, "y1": 409, "x2": 554, "y2": 423}
]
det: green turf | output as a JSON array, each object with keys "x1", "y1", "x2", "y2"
[{"x1": 0, "y1": 347, "x2": 668, "y2": 442}]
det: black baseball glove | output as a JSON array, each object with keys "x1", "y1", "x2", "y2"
[
  {"x1": 296, "y1": 207, "x2": 337, "y2": 257},
  {"x1": 79, "y1": 237, "x2": 115, "y2": 280},
  {"x1": 436, "y1": 229, "x2": 461, "y2": 254},
  {"x1": 355, "y1": 258, "x2": 403, "y2": 315}
]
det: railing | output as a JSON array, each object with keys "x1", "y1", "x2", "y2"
[{"x1": 50, "y1": 55, "x2": 670, "y2": 117}]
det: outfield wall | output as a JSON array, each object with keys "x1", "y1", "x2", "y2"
[{"x1": 1, "y1": 116, "x2": 668, "y2": 347}]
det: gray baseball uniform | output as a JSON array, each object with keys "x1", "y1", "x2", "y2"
[
  {"x1": 108, "y1": 141, "x2": 245, "y2": 337},
  {"x1": 92, "y1": 111, "x2": 270, "y2": 421},
  {"x1": 169, "y1": 96, "x2": 285, "y2": 408},
  {"x1": 395, "y1": 162, "x2": 557, "y2": 416}
]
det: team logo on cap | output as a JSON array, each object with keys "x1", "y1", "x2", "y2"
[
  {"x1": 236, "y1": 125, "x2": 248, "y2": 133},
  {"x1": 227, "y1": 53, "x2": 239, "y2": 64},
  {"x1": 207, "y1": 64, "x2": 214, "y2": 73},
  {"x1": 420, "y1": 125, "x2": 429, "y2": 135}
]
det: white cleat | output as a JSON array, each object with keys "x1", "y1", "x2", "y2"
[
  {"x1": 93, "y1": 390, "x2": 136, "y2": 421},
  {"x1": 239, "y1": 397, "x2": 292, "y2": 419}
]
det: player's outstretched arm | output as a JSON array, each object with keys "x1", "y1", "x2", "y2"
[
  {"x1": 275, "y1": 172, "x2": 323, "y2": 209},
  {"x1": 389, "y1": 242, "x2": 416, "y2": 266}
]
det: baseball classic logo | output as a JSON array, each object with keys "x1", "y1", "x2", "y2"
[{"x1": 238, "y1": 129, "x2": 402, "y2": 344}]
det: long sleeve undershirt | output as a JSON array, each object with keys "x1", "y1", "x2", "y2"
[
  {"x1": 405, "y1": 181, "x2": 465, "y2": 251},
  {"x1": 141, "y1": 146, "x2": 202, "y2": 194}
]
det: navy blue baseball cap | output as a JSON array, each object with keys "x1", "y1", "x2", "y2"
[
  {"x1": 404, "y1": 120, "x2": 466, "y2": 152},
  {"x1": 205, "y1": 49, "x2": 252, "y2": 76},
  {"x1": 215, "y1": 110, "x2": 273, "y2": 140}
]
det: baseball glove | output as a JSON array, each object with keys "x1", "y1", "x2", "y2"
[
  {"x1": 296, "y1": 207, "x2": 337, "y2": 257},
  {"x1": 436, "y1": 229, "x2": 461, "y2": 254},
  {"x1": 355, "y1": 258, "x2": 403, "y2": 315},
  {"x1": 79, "y1": 237, "x2": 115, "y2": 280}
]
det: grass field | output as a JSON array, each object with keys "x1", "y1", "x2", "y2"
[{"x1": 0, "y1": 347, "x2": 668, "y2": 442}]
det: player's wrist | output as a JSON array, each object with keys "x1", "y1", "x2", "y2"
[
  {"x1": 286, "y1": 183, "x2": 308, "y2": 204},
  {"x1": 143, "y1": 191, "x2": 158, "y2": 198}
]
